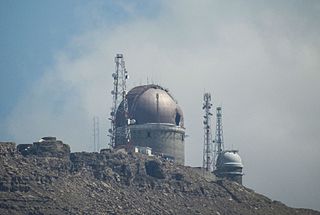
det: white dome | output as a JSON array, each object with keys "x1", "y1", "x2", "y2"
[{"x1": 216, "y1": 150, "x2": 243, "y2": 168}]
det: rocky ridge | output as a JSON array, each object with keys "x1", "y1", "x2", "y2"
[{"x1": 0, "y1": 142, "x2": 319, "y2": 215}]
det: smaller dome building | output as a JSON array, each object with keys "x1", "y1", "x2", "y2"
[{"x1": 214, "y1": 150, "x2": 244, "y2": 184}]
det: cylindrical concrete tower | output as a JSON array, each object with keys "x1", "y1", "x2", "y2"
[{"x1": 115, "y1": 84, "x2": 185, "y2": 164}]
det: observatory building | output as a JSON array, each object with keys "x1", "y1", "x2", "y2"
[
  {"x1": 202, "y1": 104, "x2": 244, "y2": 184},
  {"x1": 115, "y1": 84, "x2": 185, "y2": 164},
  {"x1": 214, "y1": 150, "x2": 244, "y2": 184}
]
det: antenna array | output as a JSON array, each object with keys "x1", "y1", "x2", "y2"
[
  {"x1": 108, "y1": 54, "x2": 130, "y2": 148},
  {"x1": 202, "y1": 93, "x2": 214, "y2": 172},
  {"x1": 214, "y1": 107, "x2": 225, "y2": 166}
]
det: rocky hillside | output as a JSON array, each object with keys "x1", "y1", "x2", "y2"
[{"x1": 0, "y1": 142, "x2": 319, "y2": 215}]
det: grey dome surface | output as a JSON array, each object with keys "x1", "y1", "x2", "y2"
[
  {"x1": 116, "y1": 84, "x2": 184, "y2": 127},
  {"x1": 216, "y1": 151, "x2": 243, "y2": 168}
]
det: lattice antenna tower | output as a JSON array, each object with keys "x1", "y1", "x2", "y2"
[
  {"x1": 108, "y1": 54, "x2": 129, "y2": 148},
  {"x1": 93, "y1": 116, "x2": 100, "y2": 152},
  {"x1": 108, "y1": 54, "x2": 131, "y2": 148},
  {"x1": 203, "y1": 93, "x2": 214, "y2": 172},
  {"x1": 214, "y1": 106, "x2": 225, "y2": 166},
  {"x1": 119, "y1": 56, "x2": 131, "y2": 149}
]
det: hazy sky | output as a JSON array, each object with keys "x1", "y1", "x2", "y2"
[{"x1": 1, "y1": 0, "x2": 320, "y2": 211}]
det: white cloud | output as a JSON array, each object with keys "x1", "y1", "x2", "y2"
[{"x1": 5, "y1": 0, "x2": 320, "y2": 211}]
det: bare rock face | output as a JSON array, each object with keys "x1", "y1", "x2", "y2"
[
  {"x1": 145, "y1": 160, "x2": 166, "y2": 179},
  {"x1": 16, "y1": 139, "x2": 70, "y2": 158},
  {"x1": 0, "y1": 142, "x2": 16, "y2": 157},
  {"x1": 0, "y1": 142, "x2": 319, "y2": 215}
]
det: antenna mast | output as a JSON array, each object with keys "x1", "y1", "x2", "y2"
[
  {"x1": 214, "y1": 107, "x2": 225, "y2": 166},
  {"x1": 202, "y1": 93, "x2": 214, "y2": 172},
  {"x1": 108, "y1": 54, "x2": 131, "y2": 148},
  {"x1": 93, "y1": 116, "x2": 100, "y2": 152},
  {"x1": 120, "y1": 56, "x2": 131, "y2": 149}
]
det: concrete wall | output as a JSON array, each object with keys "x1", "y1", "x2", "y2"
[
  {"x1": 214, "y1": 167, "x2": 243, "y2": 185},
  {"x1": 115, "y1": 123, "x2": 185, "y2": 164}
]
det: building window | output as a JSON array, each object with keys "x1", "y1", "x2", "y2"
[{"x1": 175, "y1": 113, "x2": 181, "y2": 126}]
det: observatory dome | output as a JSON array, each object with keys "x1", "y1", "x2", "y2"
[
  {"x1": 116, "y1": 84, "x2": 184, "y2": 127},
  {"x1": 216, "y1": 150, "x2": 244, "y2": 168}
]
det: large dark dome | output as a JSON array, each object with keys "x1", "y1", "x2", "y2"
[{"x1": 115, "y1": 84, "x2": 184, "y2": 127}]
